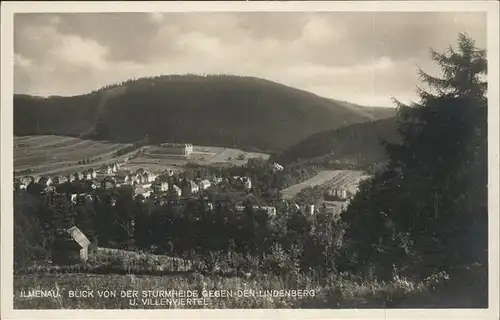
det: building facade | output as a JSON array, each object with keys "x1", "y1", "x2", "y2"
[{"x1": 51, "y1": 226, "x2": 91, "y2": 265}]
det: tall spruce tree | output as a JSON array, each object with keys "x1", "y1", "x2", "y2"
[{"x1": 342, "y1": 33, "x2": 487, "y2": 281}]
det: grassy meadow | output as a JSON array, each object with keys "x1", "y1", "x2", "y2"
[
  {"x1": 14, "y1": 271, "x2": 450, "y2": 309},
  {"x1": 13, "y1": 246, "x2": 467, "y2": 309}
]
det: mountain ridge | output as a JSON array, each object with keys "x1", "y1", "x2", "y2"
[{"x1": 14, "y1": 74, "x2": 396, "y2": 152}]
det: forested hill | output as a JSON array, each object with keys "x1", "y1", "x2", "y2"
[
  {"x1": 275, "y1": 117, "x2": 400, "y2": 170},
  {"x1": 14, "y1": 75, "x2": 395, "y2": 152}
]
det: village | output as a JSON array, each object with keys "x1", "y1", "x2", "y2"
[
  {"x1": 13, "y1": 142, "x2": 368, "y2": 266},
  {"x1": 14, "y1": 157, "x2": 362, "y2": 217}
]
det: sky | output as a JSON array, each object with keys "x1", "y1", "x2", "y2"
[{"x1": 13, "y1": 11, "x2": 486, "y2": 107}]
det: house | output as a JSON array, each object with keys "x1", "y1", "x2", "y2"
[
  {"x1": 140, "y1": 182, "x2": 152, "y2": 190},
  {"x1": 183, "y1": 180, "x2": 199, "y2": 194},
  {"x1": 301, "y1": 204, "x2": 315, "y2": 216},
  {"x1": 20, "y1": 176, "x2": 35, "y2": 188},
  {"x1": 243, "y1": 177, "x2": 252, "y2": 190},
  {"x1": 107, "y1": 165, "x2": 114, "y2": 176},
  {"x1": 135, "y1": 174, "x2": 145, "y2": 184},
  {"x1": 77, "y1": 172, "x2": 85, "y2": 180},
  {"x1": 134, "y1": 187, "x2": 152, "y2": 199},
  {"x1": 172, "y1": 185, "x2": 182, "y2": 197},
  {"x1": 83, "y1": 171, "x2": 92, "y2": 180},
  {"x1": 70, "y1": 193, "x2": 88, "y2": 204},
  {"x1": 272, "y1": 162, "x2": 284, "y2": 172},
  {"x1": 252, "y1": 205, "x2": 277, "y2": 217},
  {"x1": 68, "y1": 174, "x2": 76, "y2": 183},
  {"x1": 101, "y1": 178, "x2": 116, "y2": 189},
  {"x1": 51, "y1": 226, "x2": 91, "y2": 265},
  {"x1": 130, "y1": 176, "x2": 140, "y2": 187},
  {"x1": 113, "y1": 174, "x2": 126, "y2": 184},
  {"x1": 37, "y1": 176, "x2": 53, "y2": 187},
  {"x1": 142, "y1": 171, "x2": 156, "y2": 183},
  {"x1": 231, "y1": 176, "x2": 251, "y2": 190},
  {"x1": 198, "y1": 179, "x2": 211, "y2": 190},
  {"x1": 124, "y1": 174, "x2": 132, "y2": 184},
  {"x1": 326, "y1": 188, "x2": 349, "y2": 200},
  {"x1": 153, "y1": 181, "x2": 169, "y2": 193},
  {"x1": 190, "y1": 180, "x2": 199, "y2": 193},
  {"x1": 53, "y1": 176, "x2": 68, "y2": 185},
  {"x1": 211, "y1": 177, "x2": 223, "y2": 185},
  {"x1": 88, "y1": 168, "x2": 97, "y2": 179}
]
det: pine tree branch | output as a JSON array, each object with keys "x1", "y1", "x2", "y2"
[{"x1": 417, "y1": 67, "x2": 453, "y2": 92}]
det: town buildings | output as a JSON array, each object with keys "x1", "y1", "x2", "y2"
[
  {"x1": 198, "y1": 179, "x2": 212, "y2": 190},
  {"x1": 172, "y1": 185, "x2": 182, "y2": 197}
]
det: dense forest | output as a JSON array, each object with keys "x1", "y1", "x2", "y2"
[
  {"x1": 13, "y1": 75, "x2": 394, "y2": 152},
  {"x1": 275, "y1": 117, "x2": 399, "y2": 172},
  {"x1": 14, "y1": 34, "x2": 489, "y2": 307}
]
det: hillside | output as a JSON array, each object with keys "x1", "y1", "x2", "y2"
[
  {"x1": 14, "y1": 75, "x2": 395, "y2": 152},
  {"x1": 276, "y1": 117, "x2": 400, "y2": 171}
]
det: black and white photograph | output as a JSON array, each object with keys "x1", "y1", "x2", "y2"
[{"x1": 1, "y1": 1, "x2": 499, "y2": 319}]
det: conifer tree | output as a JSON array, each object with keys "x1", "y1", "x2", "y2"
[{"x1": 342, "y1": 33, "x2": 487, "y2": 280}]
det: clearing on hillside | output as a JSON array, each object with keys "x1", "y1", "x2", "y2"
[
  {"x1": 14, "y1": 135, "x2": 133, "y2": 177},
  {"x1": 280, "y1": 170, "x2": 371, "y2": 200}
]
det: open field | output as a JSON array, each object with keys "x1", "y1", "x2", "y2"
[
  {"x1": 192, "y1": 146, "x2": 269, "y2": 166},
  {"x1": 14, "y1": 135, "x2": 134, "y2": 177},
  {"x1": 121, "y1": 145, "x2": 270, "y2": 174},
  {"x1": 280, "y1": 170, "x2": 371, "y2": 200},
  {"x1": 14, "y1": 136, "x2": 270, "y2": 178},
  {"x1": 13, "y1": 269, "x2": 462, "y2": 309}
]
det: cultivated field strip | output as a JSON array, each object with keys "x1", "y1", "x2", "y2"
[
  {"x1": 14, "y1": 135, "x2": 56, "y2": 143},
  {"x1": 14, "y1": 140, "x2": 97, "y2": 162},
  {"x1": 16, "y1": 139, "x2": 95, "y2": 154},
  {"x1": 14, "y1": 136, "x2": 269, "y2": 177},
  {"x1": 14, "y1": 136, "x2": 80, "y2": 151},
  {"x1": 14, "y1": 135, "x2": 134, "y2": 176},
  {"x1": 14, "y1": 141, "x2": 112, "y2": 168}
]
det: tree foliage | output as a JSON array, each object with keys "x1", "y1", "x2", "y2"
[{"x1": 342, "y1": 33, "x2": 488, "y2": 282}]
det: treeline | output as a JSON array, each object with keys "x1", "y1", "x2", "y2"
[
  {"x1": 275, "y1": 117, "x2": 400, "y2": 173},
  {"x1": 338, "y1": 34, "x2": 488, "y2": 306},
  {"x1": 14, "y1": 186, "x2": 345, "y2": 277},
  {"x1": 14, "y1": 75, "x2": 392, "y2": 152}
]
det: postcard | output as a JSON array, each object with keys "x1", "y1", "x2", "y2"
[{"x1": 1, "y1": 1, "x2": 499, "y2": 320}]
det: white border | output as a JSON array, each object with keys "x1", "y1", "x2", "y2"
[{"x1": 1, "y1": 2, "x2": 499, "y2": 320}]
